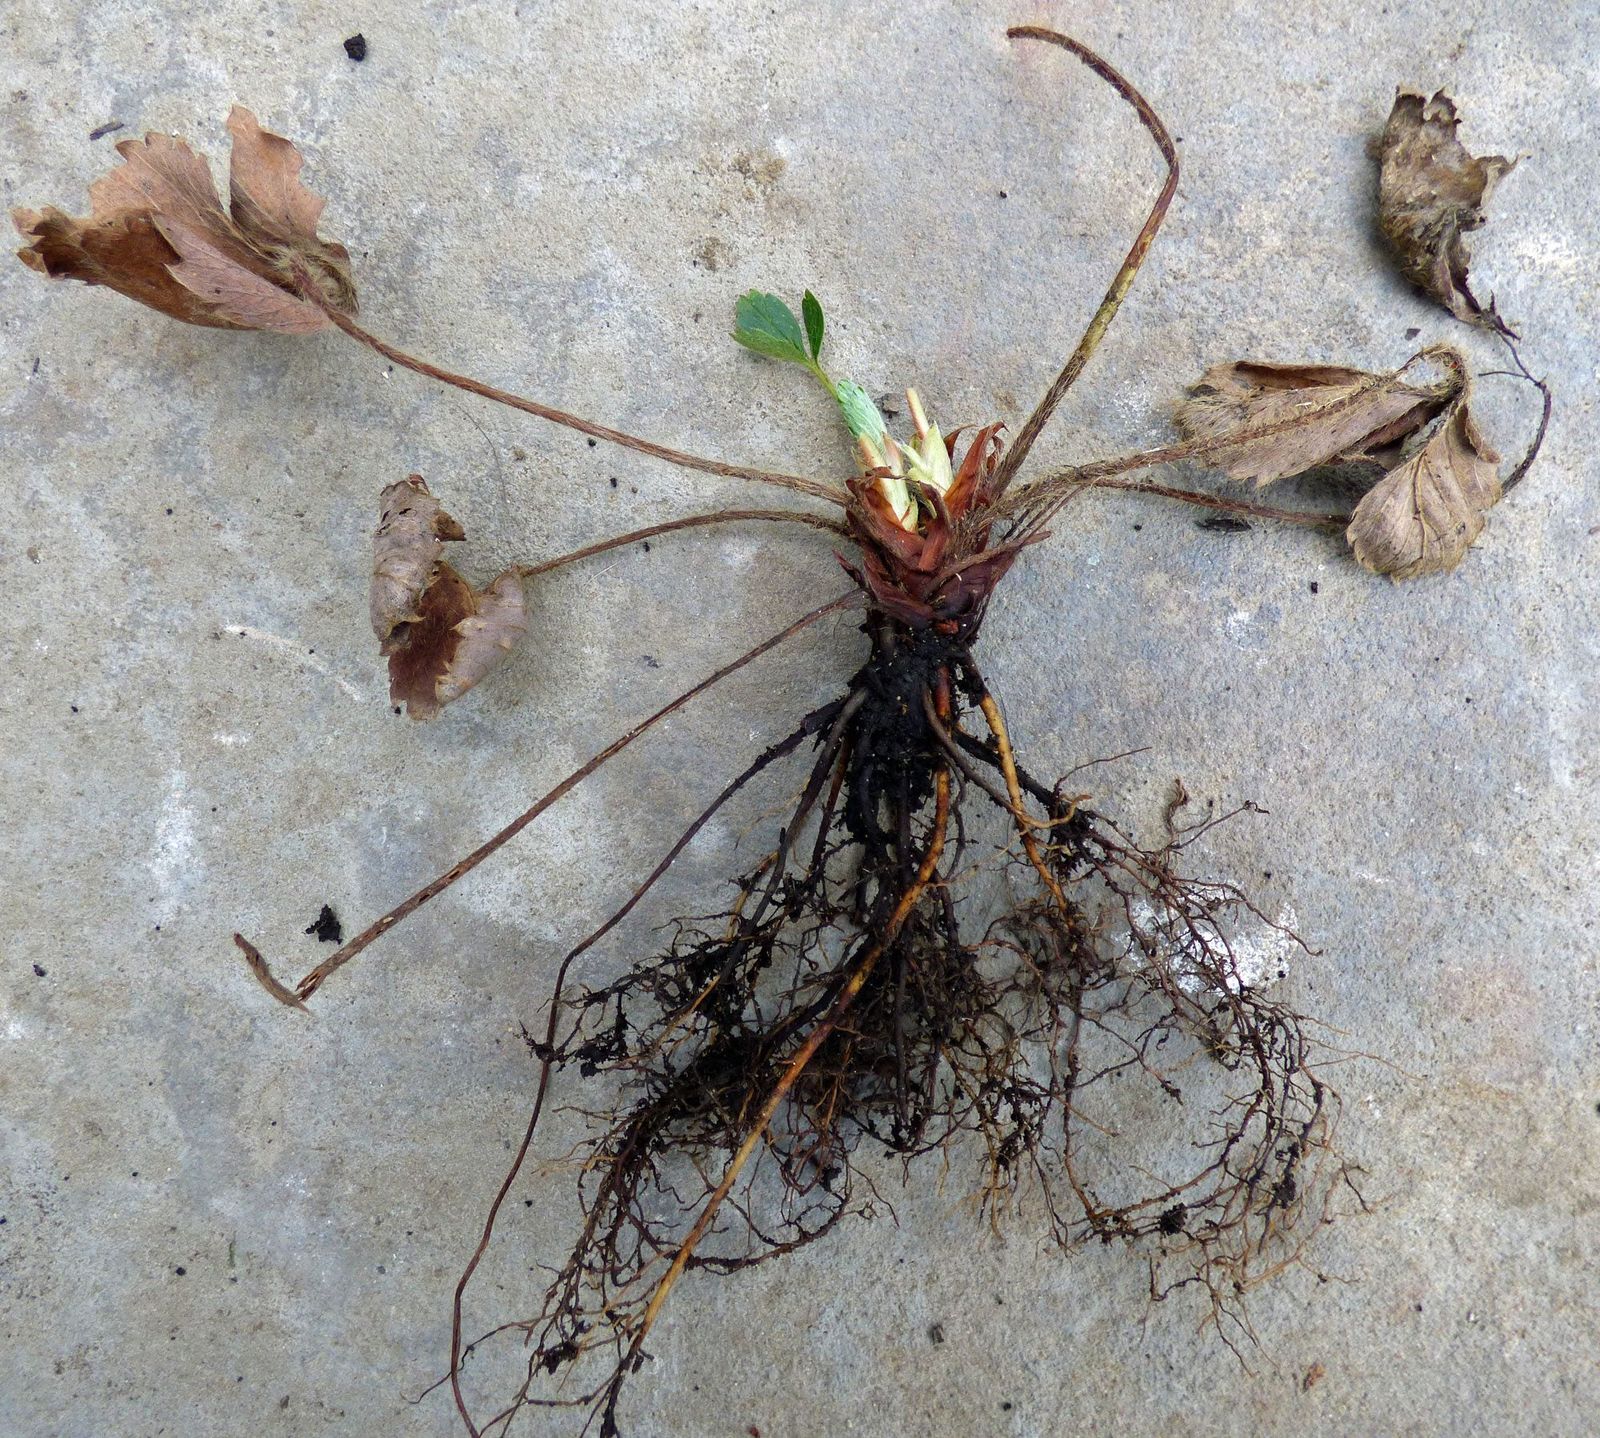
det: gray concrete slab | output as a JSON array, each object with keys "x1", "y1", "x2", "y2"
[{"x1": 2, "y1": 3, "x2": 1596, "y2": 1436}]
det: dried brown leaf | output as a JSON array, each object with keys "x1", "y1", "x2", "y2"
[
  {"x1": 224, "y1": 106, "x2": 331, "y2": 246},
  {"x1": 157, "y1": 216, "x2": 332, "y2": 333},
  {"x1": 370, "y1": 476, "x2": 527, "y2": 719},
  {"x1": 1375, "y1": 90, "x2": 1515, "y2": 333},
  {"x1": 13, "y1": 107, "x2": 355, "y2": 331},
  {"x1": 1346, "y1": 396, "x2": 1501, "y2": 580},
  {"x1": 370, "y1": 475, "x2": 467, "y2": 649},
  {"x1": 1176, "y1": 359, "x2": 1455, "y2": 486},
  {"x1": 435, "y1": 571, "x2": 529, "y2": 711}
]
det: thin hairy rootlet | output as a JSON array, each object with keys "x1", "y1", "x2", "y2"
[
  {"x1": 443, "y1": 610, "x2": 1358, "y2": 1437},
  {"x1": 442, "y1": 399, "x2": 1362, "y2": 1435}
]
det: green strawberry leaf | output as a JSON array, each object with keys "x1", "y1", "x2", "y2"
[
  {"x1": 731, "y1": 290, "x2": 811, "y2": 366},
  {"x1": 801, "y1": 289, "x2": 825, "y2": 361}
]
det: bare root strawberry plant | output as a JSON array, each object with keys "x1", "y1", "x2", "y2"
[{"x1": 15, "y1": 25, "x2": 1547, "y2": 1438}]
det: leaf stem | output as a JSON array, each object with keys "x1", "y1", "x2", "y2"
[
  {"x1": 513, "y1": 507, "x2": 848, "y2": 583},
  {"x1": 1087, "y1": 476, "x2": 1348, "y2": 527},
  {"x1": 234, "y1": 592, "x2": 859, "y2": 1004},
  {"x1": 299, "y1": 285, "x2": 847, "y2": 506},
  {"x1": 991, "y1": 28, "x2": 1180, "y2": 495},
  {"x1": 809, "y1": 359, "x2": 841, "y2": 403}
]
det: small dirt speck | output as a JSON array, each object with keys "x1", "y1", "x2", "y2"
[
  {"x1": 694, "y1": 235, "x2": 733, "y2": 271},
  {"x1": 304, "y1": 904, "x2": 343, "y2": 944},
  {"x1": 343, "y1": 34, "x2": 367, "y2": 61},
  {"x1": 732, "y1": 150, "x2": 786, "y2": 192}
]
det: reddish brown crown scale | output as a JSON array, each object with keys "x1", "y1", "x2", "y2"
[{"x1": 841, "y1": 421, "x2": 1021, "y2": 633}]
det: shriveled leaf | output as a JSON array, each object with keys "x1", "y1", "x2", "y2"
[
  {"x1": 1347, "y1": 398, "x2": 1501, "y2": 579},
  {"x1": 221, "y1": 106, "x2": 356, "y2": 315},
  {"x1": 370, "y1": 475, "x2": 466, "y2": 648},
  {"x1": 386, "y1": 564, "x2": 528, "y2": 720},
  {"x1": 1375, "y1": 90, "x2": 1515, "y2": 333},
  {"x1": 224, "y1": 105, "x2": 330, "y2": 245},
  {"x1": 386, "y1": 564, "x2": 477, "y2": 718},
  {"x1": 13, "y1": 206, "x2": 235, "y2": 327},
  {"x1": 434, "y1": 571, "x2": 529, "y2": 710},
  {"x1": 370, "y1": 476, "x2": 527, "y2": 719},
  {"x1": 1176, "y1": 358, "x2": 1457, "y2": 486},
  {"x1": 157, "y1": 216, "x2": 331, "y2": 332},
  {"x1": 731, "y1": 290, "x2": 811, "y2": 366},
  {"x1": 13, "y1": 107, "x2": 356, "y2": 331}
]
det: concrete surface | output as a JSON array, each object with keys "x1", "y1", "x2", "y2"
[{"x1": 3, "y1": 2, "x2": 1597, "y2": 1435}]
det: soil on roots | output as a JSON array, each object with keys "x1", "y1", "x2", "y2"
[{"x1": 465, "y1": 614, "x2": 1355, "y2": 1435}]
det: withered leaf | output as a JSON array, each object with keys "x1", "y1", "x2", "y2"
[
  {"x1": 1175, "y1": 359, "x2": 1456, "y2": 486},
  {"x1": 371, "y1": 475, "x2": 467, "y2": 648},
  {"x1": 13, "y1": 106, "x2": 355, "y2": 332},
  {"x1": 371, "y1": 476, "x2": 528, "y2": 720},
  {"x1": 435, "y1": 571, "x2": 529, "y2": 711},
  {"x1": 1375, "y1": 90, "x2": 1515, "y2": 333},
  {"x1": 1346, "y1": 396, "x2": 1501, "y2": 580}
]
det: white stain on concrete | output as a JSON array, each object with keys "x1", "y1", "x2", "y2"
[
  {"x1": 149, "y1": 768, "x2": 199, "y2": 920},
  {"x1": 222, "y1": 625, "x2": 368, "y2": 702},
  {"x1": 1130, "y1": 897, "x2": 1300, "y2": 995}
]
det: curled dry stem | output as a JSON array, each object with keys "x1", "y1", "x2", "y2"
[
  {"x1": 993, "y1": 27, "x2": 1180, "y2": 494},
  {"x1": 1481, "y1": 333, "x2": 1552, "y2": 496}
]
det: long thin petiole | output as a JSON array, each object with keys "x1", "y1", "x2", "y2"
[
  {"x1": 1082, "y1": 475, "x2": 1347, "y2": 527},
  {"x1": 234, "y1": 593, "x2": 859, "y2": 1004},
  {"x1": 304, "y1": 294, "x2": 847, "y2": 507},
  {"x1": 1002, "y1": 424, "x2": 1380, "y2": 537},
  {"x1": 514, "y1": 507, "x2": 846, "y2": 584},
  {"x1": 991, "y1": 28, "x2": 1180, "y2": 496}
]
